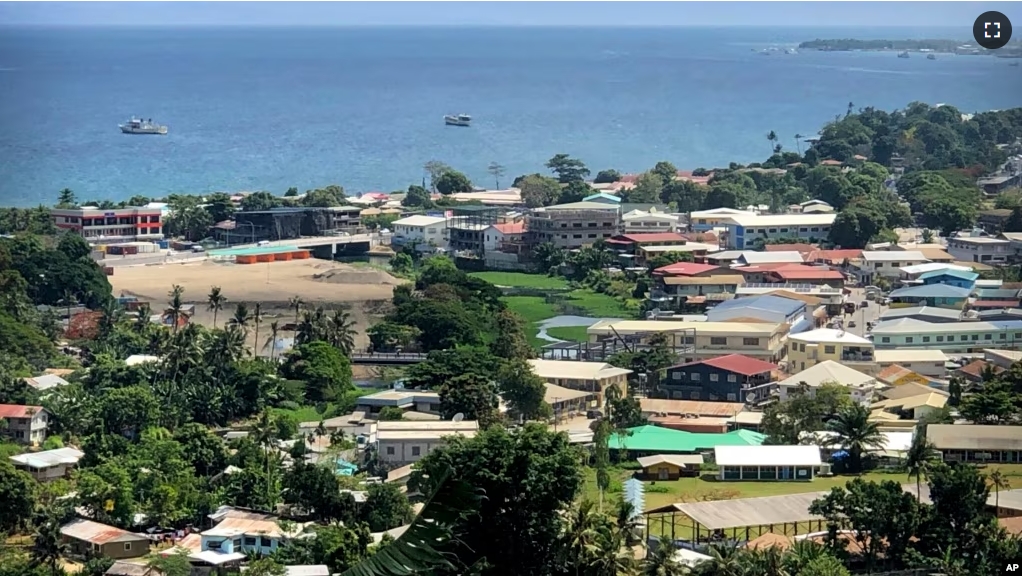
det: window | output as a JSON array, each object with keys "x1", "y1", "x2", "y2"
[
  {"x1": 709, "y1": 373, "x2": 719, "y2": 381},
  {"x1": 573, "y1": 234, "x2": 582, "y2": 239},
  {"x1": 124, "y1": 543, "x2": 132, "y2": 551},
  {"x1": 727, "y1": 393, "x2": 737, "y2": 401},
  {"x1": 690, "y1": 392, "x2": 700, "y2": 399},
  {"x1": 768, "y1": 228, "x2": 777, "y2": 233},
  {"x1": 1000, "y1": 333, "x2": 1006, "y2": 340},
  {"x1": 259, "y1": 536, "x2": 270, "y2": 548},
  {"x1": 971, "y1": 334, "x2": 979, "y2": 341},
  {"x1": 983, "y1": 333, "x2": 993, "y2": 340},
  {"x1": 672, "y1": 371, "x2": 682, "y2": 381},
  {"x1": 710, "y1": 337, "x2": 727, "y2": 345},
  {"x1": 1016, "y1": 333, "x2": 1022, "y2": 339},
  {"x1": 780, "y1": 228, "x2": 789, "y2": 233},
  {"x1": 727, "y1": 374, "x2": 737, "y2": 382},
  {"x1": 244, "y1": 537, "x2": 257, "y2": 546},
  {"x1": 906, "y1": 337, "x2": 914, "y2": 343},
  {"x1": 923, "y1": 336, "x2": 930, "y2": 343},
  {"x1": 810, "y1": 227, "x2": 819, "y2": 232},
  {"x1": 386, "y1": 446, "x2": 395, "y2": 455},
  {"x1": 799, "y1": 227, "x2": 808, "y2": 232},
  {"x1": 690, "y1": 373, "x2": 701, "y2": 381},
  {"x1": 937, "y1": 336, "x2": 944, "y2": 342},
  {"x1": 882, "y1": 337, "x2": 890, "y2": 343},
  {"x1": 743, "y1": 338, "x2": 759, "y2": 346},
  {"x1": 411, "y1": 446, "x2": 421, "y2": 456},
  {"x1": 824, "y1": 345, "x2": 835, "y2": 354},
  {"x1": 961, "y1": 335, "x2": 969, "y2": 341}
]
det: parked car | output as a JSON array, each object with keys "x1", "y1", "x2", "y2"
[
  {"x1": 860, "y1": 300, "x2": 869, "y2": 308},
  {"x1": 848, "y1": 320, "x2": 857, "y2": 328}
]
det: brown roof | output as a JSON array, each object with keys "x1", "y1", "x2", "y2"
[
  {"x1": 880, "y1": 381, "x2": 947, "y2": 401},
  {"x1": 762, "y1": 290, "x2": 824, "y2": 306},
  {"x1": 876, "y1": 365, "x2": 916, "y2": 384},
  {"x1": 927, "y1": 425, "x2": 1022, "y2": 451},
  {"x1": 61, "y1": 519, "x2": 145, "y2": 545},
  {"x1": 746, "y1": 532, "x2": 794, "y2": 550},
  {"x1": 639, "y1": 398, "x2": 745, "y2": 418},
  {"x1": 956, "y1": 359, "x2": 1004, "y2": 380},
  {"x1": 0, "y1": 404, "x2": 44, "y2": 418},
  {"x1": 919, "y1": 248, "x2": 955, "y2": 261},
  {"x1": 662, "y1": 274, "x2": 745, "y2": 286},
  {"x1": 1000, "y1": 516, "x2": 1022, "y2": 536},
  {"x1": 763, "y1": 243, "x2": 817, "y2": 254}
]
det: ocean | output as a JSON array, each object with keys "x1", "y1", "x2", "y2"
[{"x1": 1, "y1": 25, "x2": 1019, "y2": 207}]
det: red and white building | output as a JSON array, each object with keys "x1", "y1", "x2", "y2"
[{"x1": 52, "y1": 206, "x2": 164, "y2": 244}]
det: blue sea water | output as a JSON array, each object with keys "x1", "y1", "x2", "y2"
[{"x1": 1, "y1": 25, "x2": 1020, "y2": 207}]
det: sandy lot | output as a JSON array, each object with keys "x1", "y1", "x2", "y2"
[{"x1": 111, "y1": 259, "x2": 408, "y2": 351}]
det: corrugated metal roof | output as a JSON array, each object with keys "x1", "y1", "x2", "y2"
[
  {"x1": 61, "y1": 519, "x2": 143, "y2": 545},
  {"x1": 0, "y1": 404, "x2": 44, "y2": 418},
  {"x1": 927, "y1": 425, "x2": 1022, "y2": 451},
  {"x1": 607, "y1": 426, "x2": 765, "y2": 453},
  {"x1": 708, "y1": 294, "x2": 804, "y2": 316},
  {"x1": 636, "y1": 454, "x2": 705, "y2": 468}
]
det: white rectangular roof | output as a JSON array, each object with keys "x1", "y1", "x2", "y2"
[
  {"x1": 714, "y1": 445, "x2": 822, "y2": 467},
  {"x1": 528, "y1": 359, "x2": 632, "y2": 380},
  {"x1": 392, "y1": 215, "x2": 448, "y2": 227},
  {"x1": 874, "y1": 349, "x2": 949, "y2": 363},
  {"x1": 862, "y1": 251, "x2": 928, "y2": 262},
  {"x1": 690, "y1": 208, "x2": 756, "y2": 218},
  {"x1": 738, "y1": 251, "x2": 804, "y2": 264},
  {"x1": 900, "y1": 262, "x2": 972, "y2": 275},
  {"x1": 23, "y1": 374, "x2": 70, "y2": 391},
  {"x1": 10, "y1": 447, "x2": 84, "y2": 469},
  {"x1": 721, "y1": 213, "x2": 836, "y2": 227}
]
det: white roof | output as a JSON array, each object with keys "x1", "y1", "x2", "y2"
[
  {"x1": 900, "y1": 262, "x2": 972, "y2": 275},
  {"x1": 950, "y1": 235, "x2": 1009, "y2": 244},
  {"x1": 23, "y1": 374, "x2": 70, "y2": 391},
  {"x1": 801, "y1": 431, "x2": 913, "y2": 454},
  {"x1": 284, "y1": 567, "x2": 331, "y2": 576},
  {"x1": 623, "y1": 210, "x2": 678, "y2": 221},
  {"x1": 10, "y1": 447, "x2": 84, "y2": 469},
  {"x1": 528, "y1": 359, "x2": 632, "y2": 380},
  {"x1": 391, "y1": 215, "x2": 448, "y2": 227},
  {"x1": 674, "y1": 548, "x2": 713, "y2": 567},
  {"x1": 777, "y1": 361, "x2": 875, "y2": 389},
  {"x1": 690, "y1": 208, "x2": 756, "y2": 218},
  {"x1": 789, "y1": 328, "x2": 872, "y2": 345},
  {"x1": 125, "y1": 354, "x2": 161, "y2": 366},
  {"x1": 874, "y1": 349, "x2": 949, "y2": 363},
  {"x1": 872, "y1": 318, "x2": 1009, "y2": 336},
  {"x1": 191, "y1": 550, "x2": 246, "y2": 565},
  {"x1": 721, "y1": 213, "x2": 836, "y2": 227},
  {"x1": 738, "y1": 251, "x2": 804, "y2": 264},
  {"x1": 707, "y1": 250, "x2": 746, "y2": 261},
  {"x1": 862, "y1": 250, "x2": 928, "y2": 262},
  {"x1": 376, "y1": 420, "x2": 479, "y2": 441},
  {"x1": 640, "y1": 243, "x2": 721, "y2": 253},
  {"x1": 714, "y1": 445, "x2": 822, "y2": 466}
]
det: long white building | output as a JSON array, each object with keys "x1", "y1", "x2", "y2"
[{"x1": 720, "y1": 213, "x2": 836, "y2": 249}]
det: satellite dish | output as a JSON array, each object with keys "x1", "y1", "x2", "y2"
[
  {"x1": 746, "y1": 392, "x2": 757, "y2": 404},
  {"x1": 452, "y1": 413, "x2": 465, "y2": 422}
]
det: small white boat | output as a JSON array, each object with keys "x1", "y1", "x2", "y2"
[
  {"x1": 119, "y1": 117, "x2": 167, "y2": 135},
  {"x1": 444, "y1": 114, "x2": 471, "y2": 127}
]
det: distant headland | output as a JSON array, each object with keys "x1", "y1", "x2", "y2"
[{"x1": 799, "y1": 38, "x2": 1022, "y2": 58}]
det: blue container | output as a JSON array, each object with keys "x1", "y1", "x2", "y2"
[{"x1": 157, "y1": 240, "x2": 170, "y2": 249}]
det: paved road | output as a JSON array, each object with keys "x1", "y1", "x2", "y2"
[
  {"x1": 100, "y1": 252, "x2": 206, "y2": 268},
  {"x1": 836, "y1": 287, "x2": 888, "y2": 338}
]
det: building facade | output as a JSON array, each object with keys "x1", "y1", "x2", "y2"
[
  {"x1": 391, "y1": 215, "x2": 449, "y2": 249},
  {"x1": 785, "y1": 329, "x2": 874, "y2": 373},
  {"x1": 871, "y1": 318, "x2": 1022, "y2": 354},
  {"x1": 663, "y1": 355, "x2": 776, "y2": 402},
  {"x1": 0, "y1": 404, "x2": 48, "y2": 445},
  {"x1": 586, "y1": 320, "x2": 789, "y2": 363},
  {"x1": 720, "y1": 213, "x2": 836, "y2": 249},
  {"x1": 52, "y1": 206, "x2": 164, "y2": 244},
  {"x1": 526, "y1": 202, "x2": 621, "y2": 250},
  {"x1": 947, "y1": 234, "x2": 1012, "y2": 264},
  {"x1": 376, "y1": 421, "x2": 480, "y2": 465}
]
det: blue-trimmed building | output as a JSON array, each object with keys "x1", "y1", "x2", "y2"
[
  {"x1": 918, "y1": 269, "x2": 979, "y2": 289},
  {"x1": 888, "y1": 284, "x2": 971, "y2": 309},
  {"x1": 872, "y1": 318, "x2": 1022, "y2": 353},
  {"x1": 583, "y1": 192, "x2": 622, "y2": 205}
]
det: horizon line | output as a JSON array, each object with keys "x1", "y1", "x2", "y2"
[{"x1": 0, "y1": 23, "x2": 966, "y2": 29}]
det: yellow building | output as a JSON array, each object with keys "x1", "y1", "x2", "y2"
[
  {"x1": 786, "y1": 328, "x2": 874, "y2": 373},
  {"x1": 586, "y1": 320, "x2": 788, "y2": 363},
  {"x1": 528, "y1": 359, "x2": 632, "y2": 403},
  {"x1": 876, "y1": 365, "x2": 931, "y2": 387}
]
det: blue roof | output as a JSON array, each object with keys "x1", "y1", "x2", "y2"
[
  {"x1": 918, "y1": 269, "x2": 979, "y2": 282},
  {"x1": 708, "y1": 295, "x2": 804, "y2": 316},
  {"x1": 584, "y1": 192, "x2": 622, "y2": 203},
  {"x1": 888, "y1": 284, "x2": 972, "y2": 299}
]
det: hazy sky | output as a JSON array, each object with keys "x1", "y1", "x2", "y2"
[{"x1": 0, "y1": 1, "x2": 1016, "y2": 27}]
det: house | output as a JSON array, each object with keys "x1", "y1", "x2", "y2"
[
  {"x1": 525, "y1": 201, "x2": 621, "y2": 250},
  {"x1": 663, "y1": 354, "x2": 777, "y2": 402},
  {"x1": 105, "y1": 561, "x2": 168, "y2": 576},
  {"x1": 887, "y1": 284, "x2": 971, "y2": 309},
  {"x1": 10, "y1": 447, "x2": 84, "y2": 481},
  {"x1": 979, "y1": 209, "x2": 1014, "y2": 232},
  {"x1": 390, "y1": 215, "x2": 448, "y2": 249},
  {"x1": 715, "y1": 445, "x2": 822, "y2": 481},
  {"x1": 586, "y1": 320, "x2": 789, "y2": 363},
  {"x1": 887, "y1": 243, "x2": 956, "y2": 263},
  {"x1": 705, "y1": 295, "x2": 809, "y2": 330},
  {"x1": 876, "y1": 365, "x2": 932, "y2": 388},
  {"x1": 719, "y1": 213, "x2": 836, "y2": 249},
  {"x1": 607, "y1": 425, "x2": 765, "y2": 456},
  {"x1": 376, "y1": 421, "x2": 480, "y2": 465},
  {"x1": 775, "y1": 361, "x2": 877, "y2": 406},
  {"x1": 527, "y1": 359, "x2": 632, "y2": 402},
  {"x1": 947, "y1": 231, "x2": 1012, "y2": 264},
  {"x1": 606, "y1": 232, "x2": 693, "y2": 264},
  {"x1": 638, "y1": 398, "x2": 746, "y2": 419},
  {"x1": 23, "y1": 374, "x2": 70, "y2": 392},
  {"x1": 806, "y1": 249, "x2": 863, "y2": 266},
  {"x1": 621, "y1": 208, "x2": 681, "y2": 234},
  {"x1": 648, "y1": 264, "x2": 744, "y2": 308},
  {"x1": 61, "y1": 519, "x2": 150, "y2": 559},
  {"x1": 583, "y1": 192, "x2": 622, "y2": 204},
  {"x1": 857, "y1": 251, "x2": 930, "y2": 283},
  {"x1": 899, "y1": 262, "x2": 974, "y2": 280},
  {"x1": 954, "y1": 359, "x2": 1004, "y2": 383},
  {"x1": 798, "y1": 200, "x2": 833, "y2": 213},
  {"x1": 918, "y1": 269, "x2": 979, "y2": 289},
  {"x1": 871, "y1": 318, "x2": 1022, "y2": 353},
  {"x1": 873, "y1": 349, "x2": 949, "y2": 378},
  {"x1": 872, "y1": 390, "x2": 948, "y2": 421},
  {"x1": 688, "y1": 208, "x2": 756, "y2": 232},
  {"x1": 200, "y1": 507, "x2": 303, "y2": 557},
  {"x1": 983, "y1": 348, "x2": 1022, "y2": 369},
  {"x1": 637, "y1": 242, "x2": 721, "y2": 264},
  {"x1": 0, "y1": 404, "x2": 48, "y2": 445},
  {"x1": 482, "y1": 222, "x2": 525, "y2": 253},
  {"x1": 785, "y1": 329, "x2": 874, "y2": 373},
  {"x1": 636, "y1": 454, "x2": 704, "y2": 480},
  {"x1": 355, "y1": 390, "x2": 441, "y2": 418},
  {"x1": 734, "y1": 263, "x2": 844, "y2": 287},
  {"x1": 926, "y1": 425, "x2": 1022, "y2": 463}
]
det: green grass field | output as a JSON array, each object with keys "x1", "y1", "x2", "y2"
[
  {"x1": 563, "y1": 289, "x2": 637, "y2": 317},
  {"x1": 503, "y1": 296, "x2": 560, "y2": 323},
  {"x1": 469, "y1": 271, "x2": 569, "y2": 289},
  {"x1": 545, "y1": 326, "x2": 590, "y2": 342}
]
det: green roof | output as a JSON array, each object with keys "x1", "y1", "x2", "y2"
[{"x1": 607, "y1": 425, "x2": 766, "y2": 453}]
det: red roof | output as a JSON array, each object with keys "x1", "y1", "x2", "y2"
[
  {"x1": 653, "y1": 262, "x2": 720, "y2": 276},
  {"x1": 678, "y1": 231, "x2": 718, "y2": 243},
  {"x1": 764, "y1": 244, "x2": 817, "y2": 254},
  {"x1": 969, "y1": 300, "x2": 1021, "y2": 309},
  {"x1": 807, "y1": 249, "x2": 863, "y2": 263},
  {"x1": 615, "y1": 233, "x2": 688, "y2": 244},
  {"x1": 492, "y1": 222, "x2": 525, "y2": 235},
  {"x1": 0, "y1": 404, "x2": 44, "y2": 418},
  {"x1": 677, "y1": 354, "x2": 777, "y2": 376}
]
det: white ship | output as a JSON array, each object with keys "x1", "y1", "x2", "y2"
[
  {"x1": 119, "y1": 117, "x2": 168, "y2": 135},
  {"x1": 444, "y1": 114, "x2": 471, "y2": 127}
]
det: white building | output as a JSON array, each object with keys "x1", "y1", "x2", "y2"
[
  {"x1": 947, "y1": 232, "x2": 1011, "y2": 264},
  {"x1": 899, "y1": 262, "x2": 973, "y2": 280},
  {"x1": 0, "y1": 404, "x2": 49, "y2": 445},
  {"x1": 688, "y1": 208, "x2": 755, "y2": 232},
  {"x1": 873, "y1": 349, "x2": 949, "y2": 378},
  {"x1": 390, "y1": 215, "x2": 449, "y2": 249},
  {"x1": 775, "y1": 361, "x2": 877, "y2": 406},
  {"x1": 10, "y1": 447, "x2": 84, "y2": 481},
  {"x1": 482, "y1": 222, "x2": 525, "y2": 253},
  {"x1": 858, "y1": 251, "x2": 930, "y2": 283},
  {"x1": 376, "y1": 421, "x2": 479, "y2": 465},
  {"x1": 714, "y1": 445, "x2": 823, "y2": 481},
  {"x1": 622, "y1": 209, "x2": 681, "y2": 233},
  {"x1": 719, "y1": 213, "x2": 836, "y2": 249}
]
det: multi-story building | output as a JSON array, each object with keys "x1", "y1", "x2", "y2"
[
  {"x1": 482, "y1": 222, "x2": 526, "y2": 253},
  {"x1": 871, "y1": 318, "x2": 1022, "y2": 354},
  {"x1": 705, "y1": 295, "x2": 810, "y2": 331},
  {"x1": 719, "y1": 213, "x2": 836, "y2": 249},
  {"x1": 663, "y1": 354, "x2": 776, "y2": 402},
  {"x1": 391, "y1": 215, "x2": 449, "y2": 249},
  {"x1": 647, "y1": 263, "x2": 744, "y2": 308},
  {"x1": 219, "y1": 206, "x2": 363, "y2": 245},
  {"x1": 947, "y1": 231, "x2": 1012, "y2": 264},
  {"x1": 775, "y1": 361, "x2": 876, "y2": 406},
  {"x1": 445, "y1": 206, "x2": 501, "y2": 255},
  {"x1": 856, "y1": 251, "x2": 930, "y2": 284},
  {"x1": 526, "y1": 201, "x2": 621, "y2": 250},
  {"x1": 0, "y1": 404, "x2": 48, "y2": 445},
  {"x1": 621, "y1": 208, "x2": 681, "y2": 234},
  {"x1": 527, "y1": 359, "x2": 632, "y2": 403},
  {"x1": 586, "y1": 320, "x2": 789, "y2": 363},
  {"x1": 785, "y1": 328, "x2": 874, "y2": 373},
  {"x1": 52, "y1": 206, "x2": 164, "y2": 244},
  {"x1": 688, "y1": 208, "x2": 756, "y2": 232},
  {"x1": 376, "y1": 421, "x2": 480, "y2": 465}
]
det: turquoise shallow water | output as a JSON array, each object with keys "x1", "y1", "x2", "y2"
[{"x1": 1, "y1": 25, "x2": 1020, "y2": 206}]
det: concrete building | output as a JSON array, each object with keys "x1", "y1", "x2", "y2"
[
  {"x1": 857, "y1": 251, "x2": 930, "y2": 283},
  {"x1": 621, "y1": 208, "x2": 681, "y2": 233},
  {"x1": 52, "y1": 206, "x2": 164, "y2": 244},
  {"x1": 391, "y1": 215, "x2": 449, "y2": 249},
  {"x1": 872, "y1": 389, "x2": 948, "y2": 421},
  {"x1": 648, "y1": 263, "x2": 743, "y2": 308},
  {"x1": 715, "y1": 445, "x2": 822, "y2": 481},
  {"x1": 528, "y1": 359, "x2": 632, "y2": 403},
  {"x1": 61, "y1": 519, "x2": 150, "y2": 559},
  {"x1": 354, "y1": 390, "x2": 441, "y2": 419},
  {"x1": 200, "y1": 508, "x2": 302, "y2": 559},
  {"x1": 887, "y1": 284, "x2": 972, "y2": 309},
  {"x1": 720, "y1": 213, "x2": 836, "y2": 249},
  {"x1": 376, "y1": 421, "x2": 480, "y2": 465},
  {"x1": 871, "y1": 318, "x2": 1022, "y2": 353},
  {"x1": 873, "y1": 349, "x2": 949, "y2": 378},
  {"x1": 705, "y1": 295, "x2": 809, "y2": 331},
  {"x1": 526, "y1": 201, "x2": 621, "y2": 250},
  {"x1": 786, "y1": 329, "x2": 874, "y2": 373},
  {"x1": 10, "y1": 447, "x2": 84, "y2": 481},
  {"x1": 899, "y1": 262, "x2": 974, "y2": 280},
  {"x1": 927, "y1": 425, "x2": 1022, "y2": 463},
  {"x1": 0, "y1": 404, "x2": 48, "y2": 445},
  {"x1": 482, "y1": 222, "x2": 525, "y2": 253},
  {"x1": 663, "y1": 354, "x2": 777, "y2": 402},
  {"x1": 688, "y1": 208, "x2": 756, "y2": 232},
  {"x1": 586, "y1": 320, "x2": 789, "y2": 363},
  {"x1": 775, "y1": 361, "x2": 877, "y2": 406},
  {"x1": 947, "y1": 232, "x2": 1012, "y2": 264}
]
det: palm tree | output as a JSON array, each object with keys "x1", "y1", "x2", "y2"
[
  {"x1": 563, "y1": 500, "x2": 605, "y2": 575},
  {"x1": 29, "y1": 513, "x2": 68, "y2": 573},
  {"x1": 328, "y1": 307, "x2": 357, "y2": 355},
  {"x1": 905, "y1": 432, "x2": 936, "y2": 500},
  {"x1": 266, "y1": 320, "x2": 280, "y2": 361},
  {"x1": 229, "y1": 303, "x2": 251, "y2": 334},
  {"x1": 826, "y1": 404, "x2": 885, "y2": 474},
  {"x1": 252, "y1": 303, "x2": 263, "y2": 357},
  {"x1": 166, "y1": 284, "x2": 185, "y2": 333},
  {"x1": 989, "y1": 469, "x2": 1011, "y2": 511},
  {"x1": 782, "y1": 539, "x2": 826, "y2": 574},
  {"x1": 134, "y1": 302, "x2": 151, "y2": 333},
  {"x1": 288, "y1": 295, "x2": 303, "y2": 331},
  {"x1": 766, "y1": 130, "x2": 778, "y2": 155},
  {"x1": 616, "y1": 500, "x2": 642, "y2": 548},
  {"x1": 643, "y1": 540, "x2": 687, "y2": 576},
  {"x1": 741, "y1": 546, "x2": 790, "y2": 576},
  {"x1": 207, "y1": 286, "x2": 227, "y2": 328},
  {"x1": 250, "y1": 410, "x2": 278, "y2": 507},
  {"x1": 697, "y1": 543, "x2": 743, "y2": 576},
  {"x1": 794, "y1": 134, "x2": 804, "y2": 155}
]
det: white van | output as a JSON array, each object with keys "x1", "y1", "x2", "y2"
[{"x1": 257, "y1": 240, "x2": 270, "y2": 247}]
